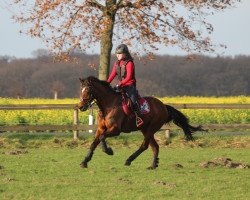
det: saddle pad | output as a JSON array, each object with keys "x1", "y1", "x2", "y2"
[{"x1": 139, "y1": 98, "x2": 150, "y2": 115}]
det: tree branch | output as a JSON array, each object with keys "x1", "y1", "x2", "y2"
[
  {"x1": 117, "y1": 0, "x2": 157, "y2": 9},
  {"x1": 60, "y1": 6, "x2": 84, "y2": 50},
  {"x1": 86, "y1": 0, "x2": 104, "y2": 10}
]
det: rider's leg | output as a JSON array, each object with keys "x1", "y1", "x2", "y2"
[
  {"x1": 123, "y1": 85, "x2": 143, "y2": 127},
  {"x1": 130, "y1": 88, "x2": 144, "y2": 127},
  {"x1": 129, "y1": 86, "x2": 140, "y2": 112}
]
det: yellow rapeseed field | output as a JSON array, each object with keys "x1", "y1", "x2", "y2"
[
  {"x1": 0, "y1": 96, "x2": 249, "y2": 125},
  {"x1": 158, "y1": 96, "x2": 250, "y2": 104}
]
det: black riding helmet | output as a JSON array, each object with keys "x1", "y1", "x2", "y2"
[{"x1": 115, "y1": 44, "x2": 129, "y2": 54}]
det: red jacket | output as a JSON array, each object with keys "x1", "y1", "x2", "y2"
[{"x1": 107, "y1": 60, "x2": 136, "y2": 86}]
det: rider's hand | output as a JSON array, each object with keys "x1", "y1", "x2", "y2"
[
  {"x1": 114, "y1": 84, "x2": 120, "y2": 90},
  {"x1": 114, "y1": 82, "x2": 122, "y2": 91}
]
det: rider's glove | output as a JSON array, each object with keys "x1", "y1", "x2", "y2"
[
  {"x1": 114, "y1": 84, "x2": 120, "y2": 90},
  {"x1": 114, "y1": 82, "x2": 122, "y2": 91},
  {"x1": 117, "y1": 81, "x2": 122, "y2": 87}
]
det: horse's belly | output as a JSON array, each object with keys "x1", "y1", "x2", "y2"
[{"x1": 121, "y1": 117, "x2": 138, "y2": 132}]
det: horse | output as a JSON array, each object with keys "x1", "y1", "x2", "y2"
[{"x1": 77, "y1": 76, "x2": 204, "y2": 169}]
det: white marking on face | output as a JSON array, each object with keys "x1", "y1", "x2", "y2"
[{"x1": 82, "y1": 87, "x2": 86, "y2": 94}]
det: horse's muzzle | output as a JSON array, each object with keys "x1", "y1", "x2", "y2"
[
  {"x1": 80, "y1": 105, "x2": 88, "y2": 111},
  {"x1": 77, "y1": 102, "x2": 89, "y2": 112}
]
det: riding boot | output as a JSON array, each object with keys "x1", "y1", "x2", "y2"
[{"x1": 134, "y1": 101, "x2": 144, "y2": 127}]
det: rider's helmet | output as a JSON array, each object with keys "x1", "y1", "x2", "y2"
[{"x1": 115, "y1": 44, "x2": 129, "y2": 54}]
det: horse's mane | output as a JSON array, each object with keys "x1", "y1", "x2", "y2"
[{"x1": 87, "y1": 76, "x2": 115, "y2": 93}]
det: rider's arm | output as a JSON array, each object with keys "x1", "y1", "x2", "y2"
[
  {"x1": 121, "y1": 61, "x2": 134, "y2": 85},
  {"x1": 107, "y1": 62, "x2": 117, "y2": 83}
]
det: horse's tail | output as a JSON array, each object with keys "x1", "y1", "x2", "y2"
[{"x1": 165, "y1": 105, "x2": 205, "y2": 140}]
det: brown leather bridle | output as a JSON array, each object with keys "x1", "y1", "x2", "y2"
[{"x1": 79, "y1": 85, "x2": 95, "y2": 111}]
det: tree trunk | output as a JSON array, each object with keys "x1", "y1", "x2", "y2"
[
  {"x1": 98, "y1": 1, "x2": 116, "y2": 80},
  {"x1": 99, "y1": 20, "x2": 114, "y2": 80}
]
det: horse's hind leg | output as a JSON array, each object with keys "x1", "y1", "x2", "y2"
[
  {"x1": 148, "y1": 136, "x2": 159, "y2": 170},
  {"x1": 125, "y1": 136, "x2": 150, "y2": 166}
]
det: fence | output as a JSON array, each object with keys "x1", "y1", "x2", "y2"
[{"x1": 0, "y1": 104, "x2": 250, "y2": 139}]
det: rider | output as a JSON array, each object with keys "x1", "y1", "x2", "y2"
[{"x1": 107, "y1": 44, "x2": 143, "y2": 127}]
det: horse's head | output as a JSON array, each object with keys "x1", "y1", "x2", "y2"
[
  {"x1": 78, "y1": 77, "x2": 95, "y2": 111},
  {"x1": 77, "y1": 76, "x2": 116, "y2": 111}
]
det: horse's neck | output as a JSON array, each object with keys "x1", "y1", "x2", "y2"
[{"x1": 94, "y1": 85, "x2": 119, "y2": 113}]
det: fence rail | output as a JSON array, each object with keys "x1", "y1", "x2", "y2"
[
  {"x1": 0, "y1": 104, "x2": 76, "y2": 110},
  {"x1": 1, "y1": 104, "x2": 250, "y2": 110},
  {"x1": 0, "y1": 104, "x2": 249, "y2": 139}
]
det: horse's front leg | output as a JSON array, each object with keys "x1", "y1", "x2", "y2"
[
  {"x1": 80, "y1": 137, "x2": 100, "y2": 168},
  {"x1": 100, "y1": 129, "x2": 121, "y2": 156},
  {"x1": 100, "y1": 135, "x2": 114, "y2": 155}
]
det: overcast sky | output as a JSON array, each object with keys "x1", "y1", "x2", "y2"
[{"x1": 0, "y1": 1, "x2": 249, "y2": 58}]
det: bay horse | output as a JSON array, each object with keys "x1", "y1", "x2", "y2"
[{"x1": 77, "y1": 76, "x2": 204, "y2": 169}]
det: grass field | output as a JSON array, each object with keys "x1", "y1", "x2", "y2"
[{"x1": 0, "y1": 132, "x2": 249, "y2": 200}]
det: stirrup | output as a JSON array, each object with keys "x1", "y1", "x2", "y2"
[{"x1": 135, "y1": 112, "x2": 144, "y2": 127}]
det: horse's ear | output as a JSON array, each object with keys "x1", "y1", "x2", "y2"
[{"x1": 79, "y1": 78, "x2": 84, "y2": 83}]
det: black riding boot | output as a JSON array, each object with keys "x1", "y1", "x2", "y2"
[
  {"x1": 134, "y1": 101, "x2": 142, "y2": 114},
  {"x1": 134, "y1": 101, "x2": 143, "y2": 127}
]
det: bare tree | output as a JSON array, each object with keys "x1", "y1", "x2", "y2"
[
  {"x1": 11, "y1": 0, "x2": 240, "y2": 80},
  {"x1": 32, "y1": 49, "x2": 51, "y2": 58},
  {"x1": 7, "y1": 82, "x2": 25, "y2": 98}
]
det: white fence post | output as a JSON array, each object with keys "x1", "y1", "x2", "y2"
[
  {"x1": 165, "y1": 129, "x2": 171, "y2": 145},
  {"x1": 89, "y1": 108, "x2": 94, "y2": 133},
  {"x1": 73, "y1": 109, "x2": 79, "y2": 139}
]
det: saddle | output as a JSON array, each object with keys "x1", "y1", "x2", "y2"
[{"x1": 121, "y1": 93, "x2": 150, "y2": 127}]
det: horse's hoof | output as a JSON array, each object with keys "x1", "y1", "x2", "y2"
[
  {"x1": 105, "y1": 147, "x2": 114, "y2": 156},
  {"x1": 80, "y1": 162, "x2": 88, "y2": 168},
  {"x1": 147, "y1": 166, "x2": 154, "y2": 170},
  {"x1": 186, "y1": 136, "x2": 194, "y2": 141},
  {"x1": 147, "y1": 166, "x2": 157, "y2": 170},
  {"x1": 124, "y1": 160, "x2": 131, "y2": 166}
]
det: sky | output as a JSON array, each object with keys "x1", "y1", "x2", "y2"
[{"x1": 0, "y1": 1, "x2": 250, "y2": 58}]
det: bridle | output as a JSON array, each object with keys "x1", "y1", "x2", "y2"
[{"x1": 79, "y1": 85, "x2": 95, "y2": 110}]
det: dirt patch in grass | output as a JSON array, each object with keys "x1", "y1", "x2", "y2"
[
  {"x1": 4, "y1": 149, "x2": 28, "y2": 155},
  {"x1": 199, "y1": 157, "x2": 250, "y2": 169},
  {"x1": 154, "y1": 181, "x2": 177, "y2": 188},
  {"x1": 3, "y1": 177, "x2": 16, "y2": 182},
  {"x1": 118, "y1": 177, "x2": 132, "y2": 184},
  {"x1": 173, "y1": 163, "x2": 184, "y2": 169}
]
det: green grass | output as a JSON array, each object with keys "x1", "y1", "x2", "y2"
[{"x1": 0, "y1": 132, "x2": 250, "y2": 200}]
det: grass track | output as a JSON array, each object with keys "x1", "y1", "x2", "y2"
[{"x1": 0, "y1": 133, "x2": 250, "y2": 200}]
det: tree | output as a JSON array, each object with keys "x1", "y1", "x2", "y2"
[
  {"x1": 32, "y1": 49, "x2": 51, "y2": 58},
  {"x1": 11, "y1": 0, "x2": 240, "y2": 80},
  {"x1": 7, "y1": 82, "x2": 25, "y2": 98},
  {"x1": 0, "y1": 54, "x2": 249, "y2": 97}
]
